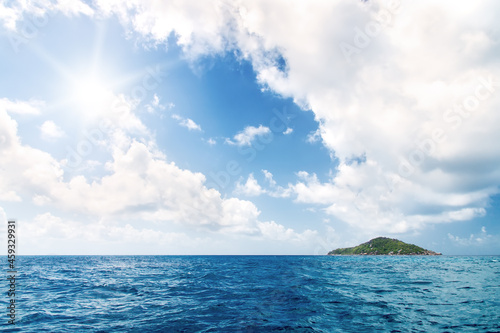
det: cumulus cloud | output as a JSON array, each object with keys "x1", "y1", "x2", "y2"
[
  {"x1": 257, "y1": 221, "x2": 317, "y2": 243},
  {"x1": 237, "y1": 1, "x2": 500, "y2": 233},
  {"x1": 0, "y1": 0, "x2": 93, "y2": 31},
  {"x1": 25, "y1": 212, "x2": 188, "y2": 243},
  {"x1": 0, "y1": 98, "x2": 43, "y2": 115},
  {"x1": 283, "y1": 127, "x2": 293, "y2": 135},
  {"x1": 288, "y1": 166, "x2": 492, "y2": 234},
  {"x1": 40, "y1": 120, "x2": 65, "y2": 140},
  {"x1": 145, "y1": 94, "x2": 165, "y2": 113},
  {"x1": 20, "y1": 211, "x2": 316, "y2": 254},
  {"x1": 306, "y1": 129, "x2": 321, "y2": 144},
  {"x1": 262, "y1": 170, "x2": 292, "y2": 198},
  {"x1": 234, "y1": 173, "x2": 265, "y2": 197},
  {"x1": 89, "y1": 0, "x2": 500, "y2": 234},
  {"x1": 0, "y1": 99, "x2": 307, "y2": 244},
  {"x1": 448, "y1": 226, "x2": 498, "y2": 247},
  {"x1": 226, "y1": 125, "x2": 270, "y2": 146},
  {"x1": 55, "y1": 140, "x2": 254, "y2": 232},
  {"x1": 172, "y1": 114, "x2": 202, "y2": 131},
  {"x1": 0, "y1": 191, "x2": 22, "y2": 202},
  {"x1": 4, "y1": 1, "x2": 500, "y2": 241},
  {"x1": 235, "y1": 170, "x2": 291, "y2": 198},
  {"x1": 20, "y1": 212, "x2": 216, "y2": 254}
]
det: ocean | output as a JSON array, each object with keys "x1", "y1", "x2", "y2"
[{"x1": 3, "y1": 255, "x2": 499, "y2": 332}]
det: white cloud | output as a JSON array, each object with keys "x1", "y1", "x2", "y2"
[
  {"x1": 172, "y1": 114, "x2": 202, "y2": 131},
  {"x1": 0, "y1": 191, "x2": 21, "y2": 202},
  {"x1": 92, "y1": 0, "x2": 500, "y2": 234},
  {"x1": 145, "y1": 94, "x2": 164, "y2": 113},
  {"x1": 72, "y1": 83, "x2": 149, "y2": 135},
  {"x1": 257, "y1": 220, "x2": 317, "y2": 243},
  {"x1": 21, "y1": 212, "x2": 206, "y2": 254},
  {"x1": 20, "y1": 211, "x2": 316, "y2": 254},
  {"x1": 40, "y1": 120, "x2": 65, "y2": 140},
  {"x1": 226, "y1": 125, "x2": 270, "y2": 146},
  {"x1": 448, "y1": 226, "x2": 497, "y2": 247},
  {"x1": 0, "y1": 98, "x2": 43, "y2": 115},
  {"x1": 152, "y1": 94, "x2": 160, "y2": 106},
  {"x1": 262, "y1": 170, "x2": 291, "y2": 198},
  {"x1": 1, "y1": 99, "x2": 309, "y2": 248},
  {"x1": 0, "y1": 0, "x2": 93, "y2": 31},
  {"x1": 54, "y1": 0, "x2": 94, "y2": 17},
  {"x1": 288, "y1": 163, "x2": 493, "y2": 234},
  {"x1": 0, "y1": 3, "x2": 19, "y2": 31},
  {"x1": 234, "y1": 173, "x2": 264, "y2": 197},
  {"x1": 235, "y1": 170, "x2": 291, "y2": 198},
  {"x1": 93, "y1": 0, "x2": 232, "y2": 58},
  {"x1": 283, "y1": 127, "x2": 293, "y2": 135},
  {"x1": 262, "y1": 169, "x2": 276, "y2": 187},
  {"x1": 26, "y1": 212, "x2": 162, "y2": 242},
  {"x1": 306, "y1": 129, "x2": 321, "y2": 143},
  {"x1": 233, "y1": 1, "x2": 500, "y2": 233},
  {"x1": 4, "y1": 1, "x2": 500, "y2": 247},
  {"x1": 206, "y1": 138, "x2": 216, "y2": 145}
]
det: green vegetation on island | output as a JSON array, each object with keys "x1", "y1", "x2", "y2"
[{"x1": 328, "y1": 237, "x2": 442, "y2": 256}]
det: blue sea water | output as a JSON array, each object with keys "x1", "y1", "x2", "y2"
[{"x1": 2, "y1": 255, "x2": 499, "y2": 332}]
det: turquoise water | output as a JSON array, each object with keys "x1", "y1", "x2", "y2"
[{"x1": 2, "y1": 255, "x2": 499, "y2": 332}]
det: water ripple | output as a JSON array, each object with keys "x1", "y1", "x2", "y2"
[{"x1": 2, "y1": 255, "x2": 498, "y2": 332}]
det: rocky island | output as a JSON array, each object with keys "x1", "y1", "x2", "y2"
[{"x1": 328, "y1": 237, "x2": 442, "y2": 256}]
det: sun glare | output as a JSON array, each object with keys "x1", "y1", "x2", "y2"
[{"x1": 71, "y1": 74, "x2": 115, "y2": 118}]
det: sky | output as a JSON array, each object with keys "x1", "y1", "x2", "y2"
[{"x1": 0, "y1": 0, "x2": 499, "y2": 255}]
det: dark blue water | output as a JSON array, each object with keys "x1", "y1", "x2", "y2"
[{"x1": 2, "y1": 256, "x2": 499, "y2": 332}]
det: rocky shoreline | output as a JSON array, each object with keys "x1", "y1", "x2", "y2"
[{"x1": 329, "y1": 250, "x2": 442, "y2": 256}]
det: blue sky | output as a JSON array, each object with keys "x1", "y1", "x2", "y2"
[{"x1": 0, "y1": 1, "x2": 499, "y2": 255}]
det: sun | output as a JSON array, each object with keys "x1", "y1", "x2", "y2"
[{"x1": 70, "y1": 73, "x2": 116, "y2": 118}]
